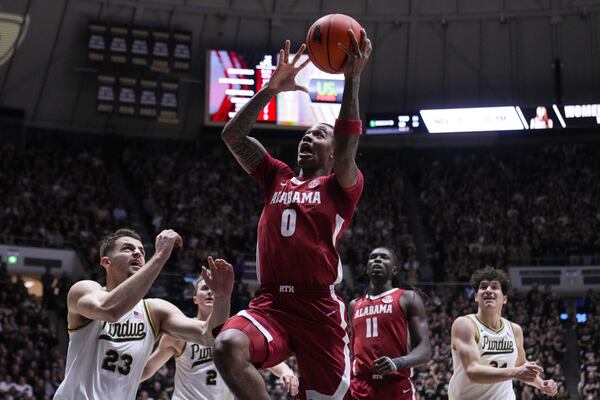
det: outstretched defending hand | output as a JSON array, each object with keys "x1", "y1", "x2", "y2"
[
  {"x1": 279, "y1": 370, "x2": 299, "y2": 397},
  {"x1": 266, "y1": 40, "x2": 311, "y2": 94},
  {"x1": 154, "y1": 229, "x2": 183, "y2": 259},
  {"x1": 540, "y1": 379, "x2": 558, "y2": 396},
  {"x1": 338, "y1": 29, "x2": 372, "y2": 79},
  {"x1": 201, "y1": 257, "x2": 234, "y2": 298}
]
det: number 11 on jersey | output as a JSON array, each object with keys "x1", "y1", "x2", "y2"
[{"x1": 365, "y1": 317, "x2": 378, "y2": 338}]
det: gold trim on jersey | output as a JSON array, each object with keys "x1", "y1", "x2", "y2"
[
  {"x1": 468, "y1": 316, "x2": 480, "y2": 343},
  {"x1": 143, "y1": 299, "x2": 159, "y2": 338},
  {"x1": 175, "y1": 342, "x2": 187, "y2": 358},
  {"x1": 509, "y1": 322, "x2": 518, "y2": 338},
  {"x1": 474, "y1": 314, "x2": 504, "y2": 334},
  {"x1": 67, "y1": 318, "x2": 93, "y2": 332}
]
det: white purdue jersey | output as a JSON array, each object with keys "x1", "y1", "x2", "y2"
[
  {"x1": 54, "y1": 300, "x2": 157, "y2": 400},
  {"x1": 449, "y1": 314, "x2": 519, "y2": 400},
  {"x1": 172, "y1": 341, "x2": 234, "y2": 400}
]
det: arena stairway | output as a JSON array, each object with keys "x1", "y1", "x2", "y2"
[
  {"x1": 402, "y1": 176, "x2": 434, "y2": 284},
  {"x1": 563, "y1": 298, "x2": 582, "y2": 399}
]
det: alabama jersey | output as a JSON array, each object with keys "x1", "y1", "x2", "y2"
[
  {"x1": 54, "y1": 300, "x2": 156, "y2": 400},
  {"x1": 449, "y1": 315, "x2": 518, "y2": 400},
  {"x1": 250, "y1": 152, "x2": 363, "y2": 285},
  {"x1": 172, "y1": 342, "x2": 233, "y2": 400},
  {"x1": 351, "y1": 288, "x2": 410, "y2": 380}
]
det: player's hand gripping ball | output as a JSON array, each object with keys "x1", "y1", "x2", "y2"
[{"x1": 306, "y1": 14, "x2": 364, "y2": 74}]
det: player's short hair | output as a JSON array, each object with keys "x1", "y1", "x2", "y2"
[
  {"x1": 309, "y1": 122, "x2": 333, "y2": 136},
  {"x1": 99, "y1": 229, "x2": 142, "y2": 257},
  {"x1": 194, "y1": 276, "x2": 206, "y2": 293},
  {"x1": 470, "y1": 267, "x2": 512, "y2": 295}
]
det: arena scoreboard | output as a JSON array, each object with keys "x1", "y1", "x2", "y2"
[
  {"x1": 366, "y1": 103, "x2": 600, "y2": 134},
  {"x1": 205, "y1": 49, "x2": 344, "y2": 129}
]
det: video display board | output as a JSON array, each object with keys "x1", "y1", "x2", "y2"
[{"x1": 206, "y1": 49, "x2": 344, "y2": 129}]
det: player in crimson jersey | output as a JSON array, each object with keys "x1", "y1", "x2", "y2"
[
  {"x1": 213, "y1": 31, "x2": 372, "y2": 400},
  {"x1": 348, "y1": 246, "x2": 432, "y2": 400}
]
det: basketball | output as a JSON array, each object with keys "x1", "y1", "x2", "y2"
[{"x1": 306, "y1": 14, "x2": 363, "y2": 74}]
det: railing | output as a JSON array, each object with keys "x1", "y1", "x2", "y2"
[{"x1": 0, "y1": 235, "x2": 93, "y2": 273}]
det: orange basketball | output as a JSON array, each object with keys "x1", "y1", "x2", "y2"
[{"x1": 306, "y1": 14, "x2": 363, "y2": 74}]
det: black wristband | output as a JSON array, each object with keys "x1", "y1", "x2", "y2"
[{"x1": 393, "y1": 357, "x2": 409, "y2": 370}]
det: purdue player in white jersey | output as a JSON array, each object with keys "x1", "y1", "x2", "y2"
[
  {"x1": 142, "y1": 277, "x2": 299, "y2": 399},
  {"x1": 449, "y1": 267, "x2": 558, "y2": 400},
  {"x1": 54, "y1": 229, "x2": 234, "y2": 400}
]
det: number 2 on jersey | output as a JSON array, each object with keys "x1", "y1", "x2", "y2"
[
  {"x1": 280, "y1": 209, "x2": 297, "y2": 237},
  {"x1": 365, "y1": 317, "x2": 379, "y2": 338},
  {"x1": 206, "y1": 369, "x2": 218, "y2": 385}
]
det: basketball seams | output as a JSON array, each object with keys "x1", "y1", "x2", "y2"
[
  {"x1": 307, "y1": 23, "x2": 329, "y2": 73},
  {"x1": 326, "y1": 14, "x2": 335, "y2": 73},
  {"x1": 307, "y1": 13, "x2": 362, "y2": 74}
]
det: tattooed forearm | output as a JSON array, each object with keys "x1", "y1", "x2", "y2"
[
  {"x1": 227, "y1": 137, "x2": 266, "y2": 173},
  {"x1": 221, "y1": 87, "x2": 275, "y2": 173},
  {"x1": 222, "y1": 87, "x2": 276, "y2": 141}
]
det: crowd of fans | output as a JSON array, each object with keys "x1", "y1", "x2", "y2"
[
  {"x1": 418, "y1": 144, "x2": 600, "y2": 281},
  {"x1": 577, "y1": 290, "x2": 600, "y2": 399},
  {"x1": 0, "y1": 138, "x2": 130, "y2": 269},
  {"x1": 0, "y1": 270, "x2": 64, "y2": 400}
]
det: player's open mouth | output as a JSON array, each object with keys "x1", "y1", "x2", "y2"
[{"x1": 299, "y1": 143, "x2": 312, "y2": 156}]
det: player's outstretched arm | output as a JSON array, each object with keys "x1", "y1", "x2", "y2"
[
  {"x1": 267, "y1": 362, "x2": 299, "y2": 397},
  {"x1": 68, "y1": 230, "x2": 182, "y2": 323},
  {"x1": 512, "y1": 323, "x2": 558, "y2": 396},
  {"x1": 452, "y1": 317, "x2": 543, "y2": 384},
  {"x1": 373, "y1": 291, "x2": 431, "y2": 374},
  {"x1": 141, "y1": 335, "x2": 182, "y2": 382},
  {"x1": 221, "y1": 40, "x2": 310, "y2": 174},
  {"x1": 200, "y1": 257, "x2": 235, "y2": 334},
  {"x1": 149, "y1": 258, "x2": 233, "y2": 346},
  {"x1": 334, "y1": 29, "x2": 372, "y2": 189}
]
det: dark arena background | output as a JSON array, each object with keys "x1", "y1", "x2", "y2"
[{"x1": 1, "y1": 0, "x2": 600, "y2": 399}]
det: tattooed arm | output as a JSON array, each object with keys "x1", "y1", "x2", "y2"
[{"x1": 221, "y1": 40, "x2": 310, "y2": 174}]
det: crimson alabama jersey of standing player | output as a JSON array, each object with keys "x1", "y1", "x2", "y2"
[{"x1": 348, "y1": 246, "x2": 432, "y2": 400}]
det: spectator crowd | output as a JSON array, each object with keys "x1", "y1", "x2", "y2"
[{"x1": 418, "y1": 144, "x2": 600, "y2": 281}]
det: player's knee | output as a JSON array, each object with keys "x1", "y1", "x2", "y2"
[{"x1": 213, "y1": 329, "x2": 250, "y2": 367}]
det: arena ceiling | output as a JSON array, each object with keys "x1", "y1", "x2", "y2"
[{"x1": 0, "y1": 0, "x2": 599, "y2": 138}]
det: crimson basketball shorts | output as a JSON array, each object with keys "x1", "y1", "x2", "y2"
[
  {"x1": 221, "y1": 284, "x2": 350, "y2": 400},
  {"x1": 349, "y1": 375, "x2": 415, "y2": 400}
]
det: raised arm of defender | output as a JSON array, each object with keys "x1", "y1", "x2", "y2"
[
  {"x1": 221, "y1": 40, "x2": 310, "y2": 174},
  {"x1": 149, "y1": 257, "x2": 234, "y2": 346},
  {"x1": 67, "y1": 230, "x2": 182, "y2": 325},
  {"x1": 334, "y1": 29, "x2": 372, "y2": 188}
]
